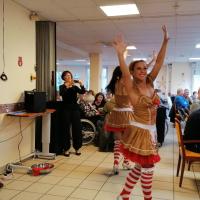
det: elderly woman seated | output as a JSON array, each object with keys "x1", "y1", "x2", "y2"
[{"x1": 78, "y1": 92, "x2": 103, "y2": 125}]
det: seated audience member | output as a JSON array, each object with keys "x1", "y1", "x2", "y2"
[
  {"x1": 183, "y1": 88, "x2": 192, "y2": 105},
  {"x1": 97, "y1": 94, "x2": 116, "y2": 151},
  {"x1": 190, "y1": 91, "x2": 198, "y2": 103},
  {"x1": 190, "y1": 88, "x2": 200, "y2": 113},
  {"x1": 184, "y1": 109, "x2": 200, "y2": 153},
  {"x1": 175, "y1": 88, "x2": 190, "y2": 110},
  {"x1": 169, "y1": 88, "x2": 189, "y2": 123},
  {"x1": 84, "y1": 91, "x2": 95, "y2": 104},
  {"x1": 92, "y1": 92, "x2": 106, "y2": 115},
  {"x1": 78, "y1": 94, "x2": 99, "y2": 118}
]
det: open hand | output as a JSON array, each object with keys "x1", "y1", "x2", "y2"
[
  {"x1": 162, "y1": 25, "x2": 169, "y2": 42},
  {"x1": 112, "y1": 35, "x2": 127, "y2": 54}
]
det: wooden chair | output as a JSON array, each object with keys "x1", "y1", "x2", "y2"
[{"x1": 174, "y1": 117, "x2": 200, "y2": 187}]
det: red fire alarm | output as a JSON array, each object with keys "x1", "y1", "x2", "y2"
[{"x1": 18, "y1": 57, "x2": 23, "y2": 67}]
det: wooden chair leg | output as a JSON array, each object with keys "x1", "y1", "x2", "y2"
[
  {"x1": 176, "y1": 154, "x2": 181, "y2": 177},
  {"x1": 179, "y1": 159, "x2": 185, "y2": 187},
  {"x1": 188, "y1": 161, "x2": 192, "y2": 171}
]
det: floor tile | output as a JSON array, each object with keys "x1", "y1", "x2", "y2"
[
  {"x1": 38, "y1": 175, "x2": 63, "y2": 184},
  {"x1": 70, "y1": 188, "x2": 98, "y2": 200},
  {"x1": 11, "y1": 191, "x2": 42, "y2": 200},
  {"x1": 174, "y1": 191, "x2": 200, "y2": 200},
  {"x1": 86, "y1": 173, "x2": 109, "y2": 182},
  {"x1": 25, "y1": 182, "x2": 53, "y2": 194},
  {"x1": 17, "y1": 174, "x2": 41, "y2": 182},
  {"x1": 5, "y1": 180, "x2": 33, "y2": 190},
  {"x1": 0, "y1": 189, "x2": 20, "y2": 200},
  {"x1": 47, "y1": 185, "x2": 75, "y2": 197},
  {"x1": 67, "y1": 171, "x2": 90, "y2": 180},
  {"x1": 79, "y1": 180, "x2": 104, "y2": 190},
  {"x1": 39, "y1": 194, "x2": 66, "y2": 200},
  {"x1": 74, "y1": 165, "x2": 96, "y2": 173},
  {"x1": 58, "y1": 177, "x2": 83, "y2": 187}
]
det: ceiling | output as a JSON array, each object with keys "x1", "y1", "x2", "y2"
[{"x1": 14, "y1": 0, "x2": 200, "y2": 66}]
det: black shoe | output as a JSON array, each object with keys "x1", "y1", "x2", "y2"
[
  {"x1": 75, "y1": 149, "x2": 81, "y2": 156},
  {"x1": 63, "y1": 150, "x2": 70, "y2": 157}
]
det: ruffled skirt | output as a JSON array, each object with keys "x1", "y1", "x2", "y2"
[
  {"x1": 105, "y1": 107, "x2": 134, "y2": 132},
  {"x1": 120, "y1": 121, "x2": 160, "y2": 165}
]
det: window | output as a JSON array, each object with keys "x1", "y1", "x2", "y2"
[
  {"x1": 101, "y1": 67, "x2": 107, "y2": 92},
  {"x1": 191, "y1": 62, "x2": 200, "y2": 92},
  {"x1": 56, "y1": 71, "x2": 63, "y2": 91}
]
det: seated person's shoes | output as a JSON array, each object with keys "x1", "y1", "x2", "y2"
[
  {"x1": 75, "y1": 149, "x2": 81, "y2": 156},
  {"x1": 63, "y1": 150, "x2": 70, "y2": 157}
]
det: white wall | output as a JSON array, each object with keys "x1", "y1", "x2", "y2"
[
  {"x1": 170, "y1": 62, "x2": 192, "y2": 95},
  {"x1": 0, "y1": 0, "x2": 36, "y2": 168}
]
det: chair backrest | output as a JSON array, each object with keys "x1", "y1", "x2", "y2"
[{"x1": 175, "y1": 117, "x2": 186, "y2": 157}]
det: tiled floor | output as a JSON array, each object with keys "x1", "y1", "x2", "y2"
[{"x1": 0, "y1": 123, "x2": 200, "y2": 200}]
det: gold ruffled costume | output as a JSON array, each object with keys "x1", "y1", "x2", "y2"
[{"x1": 105, "y1": 80, "x2": 134, "y2": 131}]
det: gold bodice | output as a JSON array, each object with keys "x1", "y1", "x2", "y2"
[{"x1": 133, "y1": 93, "x2": 160, "y2": 125}]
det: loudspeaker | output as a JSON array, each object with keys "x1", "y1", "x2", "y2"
[{"x1": 24, "y1": 91, "x2": 46, "y2": 112}]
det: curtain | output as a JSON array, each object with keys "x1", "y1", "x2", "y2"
[{"x1": 36, "y1": 21, "x2": 56, "y2": 101}]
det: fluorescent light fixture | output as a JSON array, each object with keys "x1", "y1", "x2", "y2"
[
  {"x1": 127, "y1": 45, "x2": 137, "y2": 50},
  {"x1": 133, "y1": 58, "x2": 147, "y2": 61},
  {"x1": 74, "y1": 59, "x2": 86, "y2": 62},
  {"x1": 189, "y1": 57, "x2": 200, "y2": 61},
  {"x1": 100, "y1": 4, "x2": 139, "y2": 16},
  {"x1": 195, "y1": 43, "x2": 200, "y2": 48}
]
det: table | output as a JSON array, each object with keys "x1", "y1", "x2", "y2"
[{"x1": 7, "y1": 109, "x2": 56, "y2": 159}]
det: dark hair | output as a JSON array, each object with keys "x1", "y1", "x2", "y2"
[
  {"x1": 61, "y1": 70, "x2": 73, "y2": 80},
  {"x1": 88, "y1": 89, "x2": 95, "y2": 96},
  {"x1": 105, "y1": 66, "x2": 122, "y2": 94},
  {"x1": 94, "y1": 92, "x2": 106, "y2": 105},
  {"x1": 129, "y1": 60, "x2": 146, "y2": 72}
]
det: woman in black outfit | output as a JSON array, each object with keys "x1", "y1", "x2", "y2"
[{"x1": 59, "y1": 71, "x2": 86, "y2": 156}]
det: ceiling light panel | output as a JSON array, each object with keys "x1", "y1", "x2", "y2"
[
  {"x1": 100, "y1": 4, "x2": 139, "y2": 16},
  {"x1": 127, "y1": 45, "x2": 137, "y2": 50},
  {"x1": 189, "y1": 57, "x2": 200, "y2": 61}
]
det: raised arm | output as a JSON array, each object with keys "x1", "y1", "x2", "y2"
[
  {"x1": 112, "y1": 35, "x2": 133, "y2": 94},
  {"x1": 149, "y1": 25, "x2": 169, "y2": 81},
  {"x1": 147, "y1": 51, "x2": 157, "y2": 68}
]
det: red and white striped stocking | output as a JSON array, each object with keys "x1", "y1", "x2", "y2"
[
  {"x1": 113, "y1": 140, "x2": 121, "y2": 166},
  {"x1": 119, "y1": 164, "x2": 141, "y2": 200},
  {"x1": 140, "y1": 168, "x2": 154, "y2": 200}
]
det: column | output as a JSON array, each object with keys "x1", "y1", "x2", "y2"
[{"x1": 89, "y1": 53, "x2": 102, "y2": 93}]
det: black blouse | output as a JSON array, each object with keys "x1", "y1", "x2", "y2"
[{"x1": 59, "y1": 84, "x2": 85, "y2": 109}]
